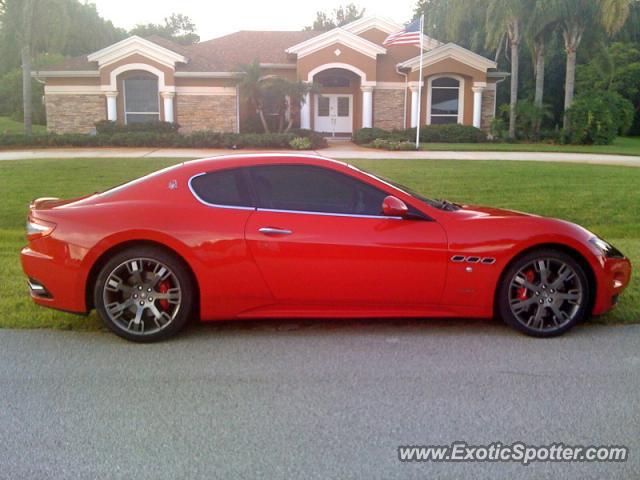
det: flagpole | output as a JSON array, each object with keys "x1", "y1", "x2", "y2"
[{"x1": 415, "y1": 13, "x2": 424, "y2": 150}]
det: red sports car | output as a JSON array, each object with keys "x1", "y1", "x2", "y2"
[{"x1": 21, "y1": 154, "x2": 631, "y2": 342}]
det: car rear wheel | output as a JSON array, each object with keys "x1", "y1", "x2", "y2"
[
  {"x1": 497, "y1": 249, "x2": 590, "y2": 337},
  {"x1": 94, "y1": 246, "x2": 194, "y2": 342}
]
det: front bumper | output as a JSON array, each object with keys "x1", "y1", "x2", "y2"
[{"x1": 592, "y1": 255, "x2": 632, "y2": 315}]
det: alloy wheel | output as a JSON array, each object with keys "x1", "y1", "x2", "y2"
[
  {"x1": 508, "y1": 257, "x2": 584, "y2": 333},
  {"x1": 102, "y1": 257, "x2": 182, "y2": 335}
]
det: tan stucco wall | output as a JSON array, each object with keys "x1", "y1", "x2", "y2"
[
  {"x1": 358, "y1": 27, "x2": 422, "y2": 83},
  {"x1": 297, "y1": 43, "x2": 377, "y2": 83},
  {"x1": 99, "y1": 53, "x2": 175, "y2": 87}
]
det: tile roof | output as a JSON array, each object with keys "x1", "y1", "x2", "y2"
[{"x1": 39, "y1": 30, "x2": 318, "y2": 73}]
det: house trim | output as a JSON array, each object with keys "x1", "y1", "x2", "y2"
[
  {"x1": 286, "y1": 28, "x2": 386, "y2": 59},
  {"x1": 87, "y1": 36, "x2": 187, "y2": 69},
  {"x1": 400, "y1": 43, "x2": 497, "y2": 72}
]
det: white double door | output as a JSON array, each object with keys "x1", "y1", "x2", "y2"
[{"x1": 314, "y1": 94, "x2": 353, "y2": 135}]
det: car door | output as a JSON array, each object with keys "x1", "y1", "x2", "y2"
[{"x1": 244, "y1": 164, "x2": 449, "y2": 307}]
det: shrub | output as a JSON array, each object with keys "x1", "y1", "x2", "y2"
[
  {"x1": 416, "y1": 124, "x2": 487, "y2": 143},
  {"x1": 0, "y1": 130, "x2": 328, "y2": 150},
  {"x1": 289, "y1": 137, "x2": 312, "y2": 150},
  {"x1": 370, "y1": 138, "x2": 415, "y2": 150},
  {"x1": 566, "y1": 91, "x2": 635, "y2": 145},
  {"x1": 94, "y1": 120, "x2": 180, "y2": 135},
  {"x1": 354, "y1": 124, "x2": 487, "y2": 145},
  {"x1": 352, "y1": 127, "x2": 391, "y2": 145}
]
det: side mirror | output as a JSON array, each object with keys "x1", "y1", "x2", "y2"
[{"x1": 382, "y1": 195, "x2": 408, "y2": 217}]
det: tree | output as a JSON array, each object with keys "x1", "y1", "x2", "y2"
[
  {"x1": 486, "y1": 0, "x2": 529, "y2": 138},
  {"x1": 305, "y1": 4, "x2": 365, "y2": 31},
  {"x1": 130, "y1": 13, "x2": 199, "y2": 45},
  {"x1": 237, "y1": 60, "x2": 314, "y2": 133},
  {"x1": 237, "y1": 60, "x2": 269, "y2": 133},
  {"x1": 525, "y1": 1, "x2": 558, "y2": 135},
  {"x1": 552, "y1": 0, "x2": 632, "y2": 128},
  {"x1": 577, "y1": 42, "x2": 640, "y2": 134},
  {"x1": 0, "y1": 0, "x2": 70, "y2": 133},
  {"x1": 262, "y1": 77, "x2": 314, "y2": 133}
]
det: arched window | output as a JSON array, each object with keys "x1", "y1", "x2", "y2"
[
  {"x1": 123, "y1": 73, "x2": 159, "y2": 124},
  {"x1": 428, "y1": 76, "x2": 462, "y2": 125}
]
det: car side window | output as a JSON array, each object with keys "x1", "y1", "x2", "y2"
[
  {"x1": 190, "y1": 168, "x2": 253, "y2": 207},
  {"x1": 248, "y1": 164, "x2": 388, "y2": 216}
]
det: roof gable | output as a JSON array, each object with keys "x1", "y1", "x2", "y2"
[
  {"x1": 286, "y1": 28, "x2": 386, "y2": 59},
  {"x1": 399, "y1": 43, "x2": 497, "y2": 72},
  {"x1": 87, "y1": 36, "x2": 188, "y2": 69}
]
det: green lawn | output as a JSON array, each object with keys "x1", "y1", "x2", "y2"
[
  {"x1": 0, "y1": 157, "x2": 637, "y2": 330},
  {"x1": 419, "y1": 136, "x2": 640, "y2": 156},
  {"x1": 0, "y1": 116, "x2": 47, "y2": 135}
]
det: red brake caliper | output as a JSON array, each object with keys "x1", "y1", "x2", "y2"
[
  {"x1": 518, "y1": 270, "x2": 535, "y2": 299},
  {"x1": 158, "y1": 281, "x2": 170, "y2": 311}
]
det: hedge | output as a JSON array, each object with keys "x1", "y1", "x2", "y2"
[
  {"x1": 353, "y1": 124, "x2": 488, "y2": 145},
  {"x1": 0, "y1": 129, "x2": 327, "y2": 150}
]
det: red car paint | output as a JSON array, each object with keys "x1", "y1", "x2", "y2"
[{"x1": 21, "y1": 154, "x2": 631, "y2": 321}]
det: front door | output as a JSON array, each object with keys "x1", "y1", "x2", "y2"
[
  {"x1": 314, "y1": 94, "x2": 352, "y2": 135},
  {"x1": 243, "y1": 164, "x2": 449, "y2": 307}
]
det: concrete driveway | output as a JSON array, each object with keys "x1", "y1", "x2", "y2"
[{"x1": 1, "y1": 319, "x2": 639, "y2": 479}]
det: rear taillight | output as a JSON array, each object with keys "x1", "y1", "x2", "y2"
[{"x1": 26, "y1": 218, "x2": 56, "y2": 240}]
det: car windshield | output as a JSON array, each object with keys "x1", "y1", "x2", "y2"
[{"x1": 348, "y1": 164, "x2": 447, "y2": 210}]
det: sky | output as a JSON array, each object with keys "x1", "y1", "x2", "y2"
[{"x1": 92, "y1": 0, "x2": 416, "y2": 40}]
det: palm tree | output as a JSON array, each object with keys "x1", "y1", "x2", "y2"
[
  {"x1": 553, "y1": 0, "x2": 632, "y2": 128},
  {"x1": 237, "y1": 59, "x2": 270, "y2": 133},
  {"x1": 1, "y1": 0, "x2": 69, "y2": 134},
  {"x1": 526, "y1": 1, "x2": 558, "y2": 135},
  {"x1": 263, "y1": 77, "x2": 314, "y2": 133},
  {"x1": 485, "y1": 0, "x2": 529, "y2": 138}
]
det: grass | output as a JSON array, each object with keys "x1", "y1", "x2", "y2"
[
  {"x1": 419, "y1": 136, "x2": 640, "y2": 156},
  {"x1": 0, "y1": 116, "x2": 47, "y2": 135},
  {"x1": 0, "y1": 157, "x2": 638, "y2": 330}
]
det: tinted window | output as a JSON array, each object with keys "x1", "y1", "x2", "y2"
[
  {"x1": 249, "y1": 164, "x2": 388, "y2": 215},
  {"x1": 190, "y1": 169, "x2": 253, "y2": 207}
]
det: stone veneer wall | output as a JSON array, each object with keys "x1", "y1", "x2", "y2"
[
  {"x1": 176, "y1": 95, "x2": 237, "y2": 133},
  {"x1": 45, "y1": 95, "x2": 106, "y2": 134},
  {"x1": 373, "y1": 89, "x2": 405, "y2": 130},
  {"x1": 480, "y1": 87, "x2": 496, "y2": 132}
]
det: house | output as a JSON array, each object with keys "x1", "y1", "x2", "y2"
[{"x1": 34, "y1": 16, "x2": 506, "y2": 136}]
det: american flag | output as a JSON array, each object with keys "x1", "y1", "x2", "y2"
[{"x1": 383, "y1": 18, "x2": 422, "y2": 46}]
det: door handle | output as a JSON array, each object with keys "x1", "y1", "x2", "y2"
[{"x1": 259, "y1": 227, "x2": 293, "y2": 235}]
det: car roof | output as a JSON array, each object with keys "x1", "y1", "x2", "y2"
[{"x1": 179, "y1": 153, "x2": 349, "y2": 175}]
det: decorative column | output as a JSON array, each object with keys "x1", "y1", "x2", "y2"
[
  {"x1": 361, "y1": 86, "x2": 373, "y2": 128},
  {"x1": 472, "y1": 84, "x2": 485, "y2": 129},
  {"x1": 105, "y1": 92, "x2": 118, "y2": 122},
  {"x1": 410, "y1": 86, "x2": 420, "y2": 128},
  {"x1": 161, "y1": 92, "x2": 175, "y2": 123},
  {"x1": 300, "y1": 92, "x2": 311, "y2": 130}
]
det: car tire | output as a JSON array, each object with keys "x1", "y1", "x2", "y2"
[
  {"x1": 497, "y1": 248, "x2": 590, "y2": 338},
  {"x1": 94, "y1": 246, "x2": 195, "y2": 342}
]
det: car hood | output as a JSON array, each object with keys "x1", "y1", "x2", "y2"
[{"x1": 454, "y1": 204, "x2": 536, "y2": 219}]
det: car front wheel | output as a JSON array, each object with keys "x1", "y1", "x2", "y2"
[
  {"x1": 94, "y1": 246, "x2": 194, "y2": 342},
  {"x1": 497, "y1": 249, "x2": 590, "y2": 337}
]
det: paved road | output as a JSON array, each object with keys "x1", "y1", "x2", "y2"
[
  {"x1": 1, "y1": 147, "x2": 640, "y2": 167},
  {"x1": 1, "y1": 320, "x2": 639, "y2": 479}
]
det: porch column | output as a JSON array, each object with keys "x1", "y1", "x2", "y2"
[
  {"x1": 361, "y1": 86, "x2": 373, "y2": 128},
  {"x1": 105, "y1": 92, "x2": 118, "y2": 122},
  {"x1": 472, "y1": 84, "x2": 485, "y2": 129},
  {"x1": 300, "y1": 92, "x2": 311, "y2": 130},
  {"x1": 161, "y1": 92, "x2": 175, "y2": 123},
  {"x1": 410, "y1": 86, "x2": 419, "y2": 128}
]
